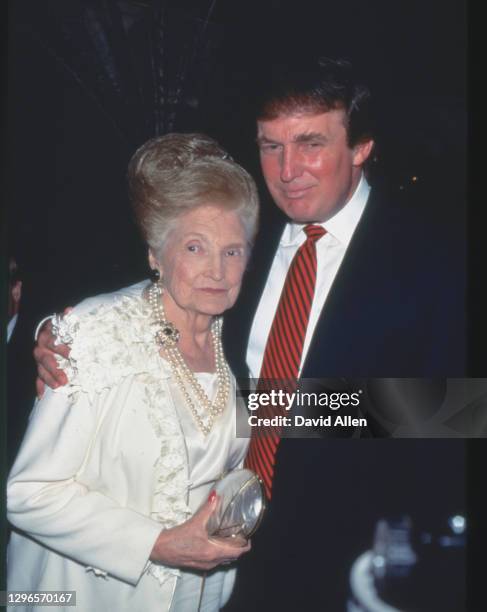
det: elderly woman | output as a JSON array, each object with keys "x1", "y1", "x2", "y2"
[{"x1": 7, "y1": 133, "x2": 259, "y2": 611}]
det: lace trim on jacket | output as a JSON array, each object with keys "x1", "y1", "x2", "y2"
[{"x1": 53, "y1": 292, "x2": 191, "y2": 586}]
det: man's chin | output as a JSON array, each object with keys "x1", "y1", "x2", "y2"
[
  {"x1": 281, "y1": 202, "x2": 321, "y2": 224},
  {"x1": 274, "y1": 195, "x2": 338, "y2": 224},
  {"x1": 272, "y1": 193, "x2": 314, "y2": 222}
]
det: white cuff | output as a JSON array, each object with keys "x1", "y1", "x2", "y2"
[{"x1": 34, "y1": 315, "x2": 55, "y2": 342}]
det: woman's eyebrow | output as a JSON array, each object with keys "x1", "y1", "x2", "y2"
[
  {"x1": 180, "y1": 231, "x2": 208, "y2": 240},
  {"x1": 223, "y1": 242, "x2": 246, "y2": 249}
]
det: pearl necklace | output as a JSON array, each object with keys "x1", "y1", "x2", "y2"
[{"x1": 147, "y1": 282, "x2": 230, "y2": 435}]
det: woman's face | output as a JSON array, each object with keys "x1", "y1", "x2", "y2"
[{"x1": 152, "y1": 205, "x2": 249, "y2": 318}]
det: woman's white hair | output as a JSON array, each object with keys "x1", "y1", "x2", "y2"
[{"x1": 128, "y1": 133, "x2": 259, "y2": 257}]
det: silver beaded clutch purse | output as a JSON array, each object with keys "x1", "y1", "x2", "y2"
[{"x1": 206, "y1": 469, "x2": 266, "y2": 539}]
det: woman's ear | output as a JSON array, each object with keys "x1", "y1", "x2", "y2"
[{"x1": 148, "y1": 250, "x2": 161, "y2": 275}]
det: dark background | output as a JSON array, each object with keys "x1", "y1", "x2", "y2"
[
  {"x1": 7, "y1": 0, "x2": 467, "y2": 319},
  {"x1": 4, "y1": 0, "x2": 470, "y2": 608}
]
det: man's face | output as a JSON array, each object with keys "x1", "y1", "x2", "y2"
[{"x1": 257, "y1": 110, "x2": 373, "y2": 223}]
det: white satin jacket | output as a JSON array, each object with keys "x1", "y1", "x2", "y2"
[{"x1": 7, "y1": 282, "x2": 248, "y2": 612}]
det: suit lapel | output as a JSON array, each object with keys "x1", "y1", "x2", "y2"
[{"x1": 300, "y1": 187, "x2": 386, "y2": 376}]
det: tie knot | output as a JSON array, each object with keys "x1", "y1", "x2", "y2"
[{"x1": 304, "y1": 224, "x2": 326, "y2": 243}]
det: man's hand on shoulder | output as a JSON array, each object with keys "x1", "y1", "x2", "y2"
[{"x1": 34, "y1": 308, "x2": 73, "y2": 397}]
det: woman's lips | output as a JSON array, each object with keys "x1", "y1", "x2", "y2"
[{"x1": 199, "y1": 288, "x2": 227, "y2": 293}]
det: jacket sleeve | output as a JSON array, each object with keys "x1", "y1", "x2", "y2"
[{"x1": 7, "y1": 386, "x2": 163, "y2": 586}]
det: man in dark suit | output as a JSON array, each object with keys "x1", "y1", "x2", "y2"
[
  {"x1": 224, "y1": 58, "x2": 464, "y2": 381},
  {"x1": 221, "y1": 59, "x2": 465, "y2": 610}
]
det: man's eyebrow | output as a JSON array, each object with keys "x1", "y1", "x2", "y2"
[
  {"x1": 256, "y1": 135, "x2": 277, "y2": 145},
  {"x1": 256, "y1": 132, "x2": 328, "y2": 145},
  {"x1": 293, "y1": 132, "x2": 328, "y2": 143}
]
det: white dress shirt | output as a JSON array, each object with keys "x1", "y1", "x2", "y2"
[{"x1": 246, "y1": 174, "x2": 370, "y2": 378}]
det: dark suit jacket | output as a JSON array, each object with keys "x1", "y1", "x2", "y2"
[
  {"x1": 7, "y1": 312, "x2": 37, "y2": 470},
  {"x1": 222, "y1": 183, "x2": 466, "y2": 610},
  {"x1": 224, "y1": 182, "x2": 466, "y2": 379}
]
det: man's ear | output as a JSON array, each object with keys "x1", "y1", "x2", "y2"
[
  {"x1": 11, "y1": 280, "x2": 22, "y2": 305},
  {"x1": 352, "y1": 139, "x2": 374, "y2": 167}
]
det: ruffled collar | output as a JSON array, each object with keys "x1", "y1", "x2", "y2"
[{"x1": 53, "y1": 290, "x2": 192, "y2": 587}]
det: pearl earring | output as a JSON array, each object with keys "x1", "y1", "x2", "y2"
[{"x1": 150, "y1": 268, "x2": 161, "y2": 283}]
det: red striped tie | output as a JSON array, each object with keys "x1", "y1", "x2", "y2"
[{"x1": 245, "y1": 224, "x2": 326, "y2": 499}]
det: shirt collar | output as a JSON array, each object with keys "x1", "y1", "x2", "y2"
[
  {"x1": 281, "y1": 174, "x2": 370, "y2": 247},
  {"x1": 7, "y1": 313, "x2": 18, "y2": 343}
]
